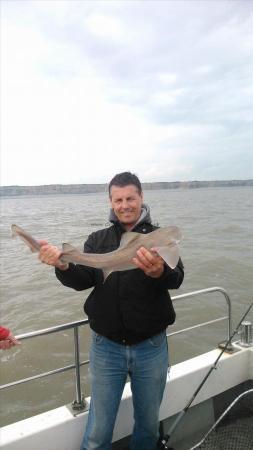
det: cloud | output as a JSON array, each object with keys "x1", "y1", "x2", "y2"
[
  {"x1": 85, "y1": 13, "x2": 128, "y2": 42},
  {"x1": 1, "y1": 0, "x2": 253, "y2": 185}
]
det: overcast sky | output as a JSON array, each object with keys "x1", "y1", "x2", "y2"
[{"x1": 1, "y1": 0, "x2": 253, "y2": 186}]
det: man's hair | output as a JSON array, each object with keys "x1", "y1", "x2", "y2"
[{"x1": 108, "y1": 172, "x2": 142, "y2": 197}]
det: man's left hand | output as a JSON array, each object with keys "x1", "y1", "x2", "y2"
[{"x1": 133, "y1": 247, "x2": 164, "y2": 278}]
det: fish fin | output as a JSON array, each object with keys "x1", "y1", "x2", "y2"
[
  {"x1": 11, "y1": 224, "x2": 19, "y2": 236},
  {"x1": 102, "y1": 269, "x2": 113, "y2": 282},
  {"x1": 154, "y1": 244, "x2": 179, "y2": 269},
  {"x1": 11, "y1": 224, "x2": 38, "y2": 253},
  {"x1": 62, "y1": 243, "x2": 77, "y2": 252},
  {"x1": 61, "y1": 242, "x2": 82, "y2": 262},
  {"x1": 119, "y1": 232, "x2": 140, "y2": 248}
]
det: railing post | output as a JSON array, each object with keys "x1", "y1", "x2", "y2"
[
  {"x1": 171, "y1": 287, "x2": 232, "y2": 342},
  {"x1": 217, "y1": 287, "x2": 232, "y2": 341},
  {"x1": 72, "y1": 326, "x2": 86, "y2": 411}
]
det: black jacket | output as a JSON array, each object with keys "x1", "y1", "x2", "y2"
[{"x1": 55, "y1": 219, "x2": 184, "y2": 345}]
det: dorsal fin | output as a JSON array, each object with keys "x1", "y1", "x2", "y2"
[
  {"x1": 62, "y1": 243, "x2": 77, "y2": 253},
  {"x1": 119, "y1": 232, "x2": 140, "y2": 248}
]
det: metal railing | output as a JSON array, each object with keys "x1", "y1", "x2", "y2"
[
  {"x1": 191, "y1": 388, "x2": 253, "y2": 449},
  {"x1": 0, "y1": 287, "x2": 231, "y2": 412},
  {"x1": 167, "y1": 286, "x2": 232, "y2": 340}
]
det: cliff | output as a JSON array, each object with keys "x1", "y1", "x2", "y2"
[{"x1": 0, "y1": 179, "x2": 252, "y2": 197}]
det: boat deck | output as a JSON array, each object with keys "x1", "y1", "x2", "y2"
[
  {"x1": 191, "y1": 386, "x2": 253, "y2": 450},
  {"x1": 195, "y1": 416, "x2": 253, "y2": 450}
]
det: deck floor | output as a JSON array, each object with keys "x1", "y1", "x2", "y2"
[{"x1": 195, "y1": 416, "x2": 253, "y2": 449}]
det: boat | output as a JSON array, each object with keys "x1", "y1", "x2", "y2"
[{"x1": 1, "y1": 287, "x2": 252, "y2": 450}]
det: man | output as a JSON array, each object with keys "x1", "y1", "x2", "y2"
[{"x1": 39, "y1": 172, "x2": 184, "y2": 450}]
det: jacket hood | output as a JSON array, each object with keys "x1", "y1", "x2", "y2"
[{"x1": 109, "y1": 203, "x2": 152, "y2": 229}]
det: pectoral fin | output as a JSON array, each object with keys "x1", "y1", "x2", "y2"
[
  {"x1": 154, "y1": 244, "x2": 179, "y2": 269},
  {"x1": 102, "y1": 269, "x2": 113, "y2": 282}
]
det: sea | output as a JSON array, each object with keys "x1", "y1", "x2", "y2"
[{"x1": 0, "y1": 186, "x2": 252, "y2": 426}]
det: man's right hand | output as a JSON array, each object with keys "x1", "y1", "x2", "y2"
[{"x1": 38, "y1": 240, "x2": 69, "y2": 271}]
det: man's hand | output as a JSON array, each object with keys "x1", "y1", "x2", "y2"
[
  {"x1": 38, "y1": 240, "x2": 69, "y2": 271},
  {"x1": 133, "y1": 247, "x2": 164, "y2": 278}
]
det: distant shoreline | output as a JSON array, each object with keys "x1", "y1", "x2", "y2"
[{"x1": 0, "y1": 179, "x2": 252, "y2": 197}]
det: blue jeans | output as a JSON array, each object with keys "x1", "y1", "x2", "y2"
[{"x1": 80, "y1": 330, "x2": 169, "y2": 450}]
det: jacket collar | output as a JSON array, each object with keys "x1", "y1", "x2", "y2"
[{"x1": 109, "y1": 204, "x2": 152, "y2": 231}]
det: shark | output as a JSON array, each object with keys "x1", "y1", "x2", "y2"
[{"x1": 11, "y1": 224, "x2": 182, "y2": 280}]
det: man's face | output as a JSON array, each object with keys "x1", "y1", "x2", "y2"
[{"x1": 110, "y1": 184, "x2": 143, "y2": 230}]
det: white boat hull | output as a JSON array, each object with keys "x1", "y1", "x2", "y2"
[{"x1": 1, "y1": 343, "x2": 252, "y2": 450}]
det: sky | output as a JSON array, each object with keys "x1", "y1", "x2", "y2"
[{"x1": 1, "y1": 0, "x2": 253, "y2": 186}]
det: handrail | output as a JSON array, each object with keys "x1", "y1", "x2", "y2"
[
  {"x1": 0, "y1": 287, "x2": 232, "y2": 412},
  {"x1": 0, "y1": 319, "x2": 90, "y2": 411},
  {"x1": 169, "y1": 286, "x2": 232, "y2": 340}
]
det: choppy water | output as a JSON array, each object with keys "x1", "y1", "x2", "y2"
[{"x1": 0, "y1": 187, "x2": 252, "y2": 426}]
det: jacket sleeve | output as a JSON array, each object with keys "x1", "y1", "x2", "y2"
[
  {"x1": 160, "y1": 257, "x2": 184, "y2": 289},
  {"x1": 149, "y1": 257, "x2": 184, "y2": 290},
  {"x1": 55, "y1": 233, "x2": 102, "y2": 291}
]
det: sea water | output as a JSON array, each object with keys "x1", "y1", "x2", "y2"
[{"x1": 0, "y1": 187, "x2": 252, "y2": 425}]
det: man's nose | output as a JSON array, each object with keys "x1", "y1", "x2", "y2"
[{"x1": 122, "y1": 199, "x2": 129, "y2": 208}]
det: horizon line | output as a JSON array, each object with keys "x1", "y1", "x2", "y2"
[{"x1": 1, "y1": 178, "x2": 253, "y2": 188}]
